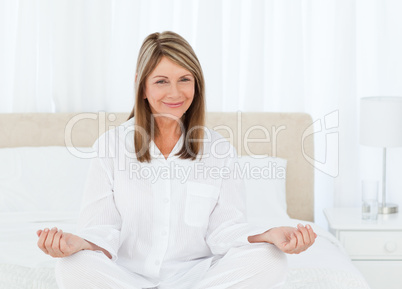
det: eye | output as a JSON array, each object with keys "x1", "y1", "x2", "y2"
[
  {"x1": 180, "y1": 78, "x2": 191, "y2": 82},
  {"x1": 156, "y1": 79, "x2": 167, "y2": 84}
]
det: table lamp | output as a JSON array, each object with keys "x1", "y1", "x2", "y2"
[{"x1": 360, "y1": 96, "x2": 402, "y2": 214}]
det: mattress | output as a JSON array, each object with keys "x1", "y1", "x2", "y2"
[{"x1": 0, "y1": 213, "x2": 370, "y2": 289}]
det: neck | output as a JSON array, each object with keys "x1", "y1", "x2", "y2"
[{"x1": 154, "y1": 116, "x2": 182, "y2": 139}]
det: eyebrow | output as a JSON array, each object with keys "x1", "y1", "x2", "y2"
[{"x1": 152, "y1": 74, "x2": 193, "y2": 79}]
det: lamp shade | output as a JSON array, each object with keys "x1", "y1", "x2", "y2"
[{"x1": 360, "y1": 96, "x2": 402, "y2": 147}]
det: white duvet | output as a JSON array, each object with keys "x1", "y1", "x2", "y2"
[{"x1": 0, "y1": 212, "x2": 370, "y2": 289}]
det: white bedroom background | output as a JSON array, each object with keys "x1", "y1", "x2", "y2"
[{"x1": 1, "y1": 0, "x2": 402, "y2": 228}]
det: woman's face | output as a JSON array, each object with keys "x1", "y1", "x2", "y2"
[{"x1": 144, "y1": 56, "x2": 195, "y2": 121}]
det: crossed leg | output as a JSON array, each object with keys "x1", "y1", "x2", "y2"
[
  {"x1": 56, "y1": 243, "x2": 287, "y2": 289},
  {"x1": 55, "y1": 250, "x2": 155, "y2": 289},
  {"x1": 190, "y1": 243, "x2": 288, "y2": 289}
]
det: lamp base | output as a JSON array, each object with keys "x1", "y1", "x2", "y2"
[{"x1": 378, "y1": 203, "x2": 398, "y2": 214}]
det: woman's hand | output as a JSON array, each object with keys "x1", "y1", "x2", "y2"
[
  {"x1": 36, "y1": 227, "x2": 90, "y2": 258},
  {"x1": 248, "y1": 224, "x2": 317, "y2": 254}
]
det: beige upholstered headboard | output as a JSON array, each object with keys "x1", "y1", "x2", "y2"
[{"x1": 0, "y1": 112, "x2": 315, "y2": 221}]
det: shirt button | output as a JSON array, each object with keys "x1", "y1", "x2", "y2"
[
  {"x1": 164, "y1": 198, "x2": 169, "y2": 203},
  {"x1": 162, "y1": 231, "x2": 167, "y2": 236},
  {"x1": 155, "y1": 260, "x2": 160, "y2": 266}
]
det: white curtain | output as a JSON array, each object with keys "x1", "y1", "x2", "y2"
[{"x1": 2, "y1": 0, "x2": 402, "y2": 227}]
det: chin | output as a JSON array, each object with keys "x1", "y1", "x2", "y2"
[
  {"x1": 153, "y1": 110, "x2": 185, "y2": 120},
  {"x1": 171, "y1": 111, "x2": 186, "y2": 120}
]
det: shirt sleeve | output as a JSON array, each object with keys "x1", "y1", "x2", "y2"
[
  {"x1": 74, "y1": 134, "x2": 122, "y2": 262},
  {"x1": 205, "y1": 145, "x2": 269, "y2": 255}
]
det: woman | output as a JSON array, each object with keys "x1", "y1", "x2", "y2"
[{"x1": 37, "y1": 31, "x2": 316, "y2": 289}]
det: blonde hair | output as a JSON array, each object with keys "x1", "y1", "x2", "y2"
[{"x1": 127, "y1": 31, "x2": 205, "y2": 162}]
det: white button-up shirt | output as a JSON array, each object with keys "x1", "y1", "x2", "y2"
[{"x1": 76, "y1": 118, "x2": 266, "y2": 288}]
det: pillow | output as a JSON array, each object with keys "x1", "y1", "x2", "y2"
[
  {"x1": 0, "y1": 146, "x2": 94, "y2": 212},
  {"x1": 235, "y1": 155, "x2": 289, "y2": 222}
]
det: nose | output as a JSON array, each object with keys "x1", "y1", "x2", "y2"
[{"x1": 168, "y1": 82, "x2": 181, "y2": 99}]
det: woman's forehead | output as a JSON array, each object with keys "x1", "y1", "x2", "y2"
[{"x1": 149, "y1": 56, "x2": 192, "y2": 78}]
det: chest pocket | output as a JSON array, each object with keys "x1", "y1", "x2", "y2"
[{"x1": 184, "y1": 181, "x2": 220, "y2": 228}]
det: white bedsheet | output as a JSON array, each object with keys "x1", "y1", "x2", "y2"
[
  {"x1": 0, "y1": 212, "x2": 78, "y2": 268},
  {"x1": 0, "y1": 213, "x2": 370, "y2": 289}
]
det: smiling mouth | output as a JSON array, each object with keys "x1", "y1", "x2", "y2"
[{"x1": 163, "y1": 102, "x2": 184, "y2": 108}]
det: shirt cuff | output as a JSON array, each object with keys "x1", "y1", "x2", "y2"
[
  {"x1": 240, "y1": 223, "x2": 270, "y2": 246},
  {"x1": 75, "y1": 232, "x2": 118, "y2": 262}
]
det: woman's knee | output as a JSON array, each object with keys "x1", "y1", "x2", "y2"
[
  {"x1": 254, "y1": 243, "x2": 286, "y2": 265},
  {"x1": 238, "y1": 243, "x2": 288, "y2": 279},
  {"x1": 56, "y1": 250, "x2": 95, "y2": 274},
  {"x1": 55, "y1": 250, "x2": 108, "y2": 287},
  {"x1": 249, "y1": 243, "x2": 288, "y2": 284}
]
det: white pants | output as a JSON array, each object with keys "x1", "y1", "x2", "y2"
[{"x1": 55, "y1": 243, "x2": 288, "y2": 289}]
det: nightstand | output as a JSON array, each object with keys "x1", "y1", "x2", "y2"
[{"x1": 324, "y1": 207, "x2": 402, "y2": 289}]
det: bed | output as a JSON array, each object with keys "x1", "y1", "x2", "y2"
[{"x1": 0, "y1": 112, "x2": 370, "y2": 289}]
